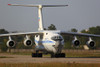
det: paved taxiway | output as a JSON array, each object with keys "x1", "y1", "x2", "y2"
[{"x1": 0, "y1": 54, "x2": 100, "y2": 63}]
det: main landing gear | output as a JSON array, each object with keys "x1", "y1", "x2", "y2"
[
  {"x1": 51, "y1": 53, "x2": 66, "y2": 58},
  {"x1": 32, "y1": 51, "x2": 65, "y2": 58},
  {"x1": 32, "y1": 53, "x2": 65, "y2": 58},
  {"x1": 32, "y1": 53, "x2": 43, "y2": 57},
  {"x1": 32, "y1": 50, "x2": 43, "y2": 57}
]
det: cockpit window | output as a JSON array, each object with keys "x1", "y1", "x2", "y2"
[{"x1": 51, "y1": 36, "x2": 63, "y2": 41}]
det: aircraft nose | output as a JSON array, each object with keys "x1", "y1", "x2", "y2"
[{"x1": 55, "y1": 41, "x2": 61, "y2": 48}]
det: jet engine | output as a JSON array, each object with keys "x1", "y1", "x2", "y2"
[
  {"x1": 24, "y1": 35, "x2": 32, "y2": 46},
  {"x1": 86, "y1": 37, "x2": 95, "y2": 48},
  {"x1": 6, "y1": 36, "x2": 15, "y2": 47},
  {"x1": 72, "y1": 36, "x2": 80, "y2": 47}
]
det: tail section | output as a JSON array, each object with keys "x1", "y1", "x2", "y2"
[
  {"x1": 8, "y1": 4, "x2": 68, "y2": 31},
  {"x1": 38, "y1": 5, "x2": 44, "y2": 30}
]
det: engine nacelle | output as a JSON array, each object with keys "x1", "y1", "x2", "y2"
[
  {"x1": 6, "y1": 36, "x2": 15, "y2": 47},
  {"x1": 72, "y1": 36, "x2": 80, "y2": 47},
  {"x1": 86, "y1": 37, "x2": 95, "y2": 48},
  {"x1": 24, "y1": 35, "x2": 32, "y2": 46}
]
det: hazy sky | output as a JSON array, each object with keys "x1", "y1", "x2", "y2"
[{"x1": 0, "y1": 0, "x2": 100, "y2": 32}]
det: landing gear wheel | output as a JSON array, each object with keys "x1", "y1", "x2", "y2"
[
  {"x1": 32, "y1": 53, "x2": 43, "y2": 58},
  {"x1": 51, "y1": 53, "x2": 65, "y2": 58},
  {"x1": 51, "y1": 54, "x2": 55, "y2": 58},
  {"x1": 60, "y1": 53, "x2": 65, "y2": 58}
]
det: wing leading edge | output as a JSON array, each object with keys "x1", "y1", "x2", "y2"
[
  {"x1": 61, "y1": 31, "x2": 100, "y2": 37},
  {"x1": 0, "y1": 31, "x2": 43, "y2": 37}
]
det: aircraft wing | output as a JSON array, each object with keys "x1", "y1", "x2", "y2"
[
  {"x1": 0, "y1": 31, "x2": 43, "y2": 37},
  {"x1": 61, "y1": 31, "x2": 100, "y2": 37}
]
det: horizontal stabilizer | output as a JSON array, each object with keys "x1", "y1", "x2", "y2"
[
  {"x1": 8, "y1": 4, "x2": 68, "y2": 7},
  {"x1": 8, "y1": 4, "x2": 39, "y2": 7},
  {"x1": 42, "y1": 5, "x2": 68, "y2": 7}
]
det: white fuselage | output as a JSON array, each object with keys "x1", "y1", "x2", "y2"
[{"x1": 34, "y1": 30, "x2": 64, "y2": 54}]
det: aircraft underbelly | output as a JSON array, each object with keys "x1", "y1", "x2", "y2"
[{"x1": 43, "y1": 44, "x2": 57, "y2": 53}]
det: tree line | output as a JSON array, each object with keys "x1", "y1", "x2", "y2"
[{"x1": 0, "y1": 24, "x2": 100, "y2": 52}]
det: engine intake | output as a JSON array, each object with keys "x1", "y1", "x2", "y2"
[
  {"x1": 6, "y1": 36, "x2": 15, "y2": 47},
  {"x1": 24, "y1": 39, "x2": 32, "y2": 46},
  {"x1": 24, "y1": 35, "x2": 32, "y2": 46},
  {"x1": 86, "y1": 37, "x2": 95, "y2": 48},
  {"x1": 72, "y1": 36, "x2": 80, "y2": 47}
]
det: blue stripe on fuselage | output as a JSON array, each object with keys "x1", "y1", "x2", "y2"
[{"x1": 35, "y1": 40, "x2": 54, "y2": 43}]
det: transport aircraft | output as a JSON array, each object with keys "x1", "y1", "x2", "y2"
[{"x1": 0, "y1": 4, "x2": 100, "y2": 58}]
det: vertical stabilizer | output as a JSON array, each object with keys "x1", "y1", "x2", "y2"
[
  {"x1": 38, "y1": 5, "x2": 44, "y2": 31},
  {"x1": 8, "y1": 4, "x2": 68, "y2": 31}
]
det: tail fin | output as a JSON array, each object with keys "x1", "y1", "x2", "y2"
[{"x1": 8, "y1": 4, "x2": 68, "y2": 31}]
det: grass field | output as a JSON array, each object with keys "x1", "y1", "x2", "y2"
[
  {"x1": 0, "y1": 56, "x2": 13, "y2": 58},
  {"x1": 4, "y1": 50, "x2": 100, "y2": 58},
  {"x1": 64, "y1": 50, "x2": 100, "y2": 58},
  {"x1": 0, "y1": 50, "x2": 100, "y2": 67},
  {"x1": 0, "y1": 63, "x2": 100, "y2": 67}
]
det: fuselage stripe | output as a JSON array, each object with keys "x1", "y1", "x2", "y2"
[{"x1": 35, "y1": 40, "x2": 54, "y2": 43}]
